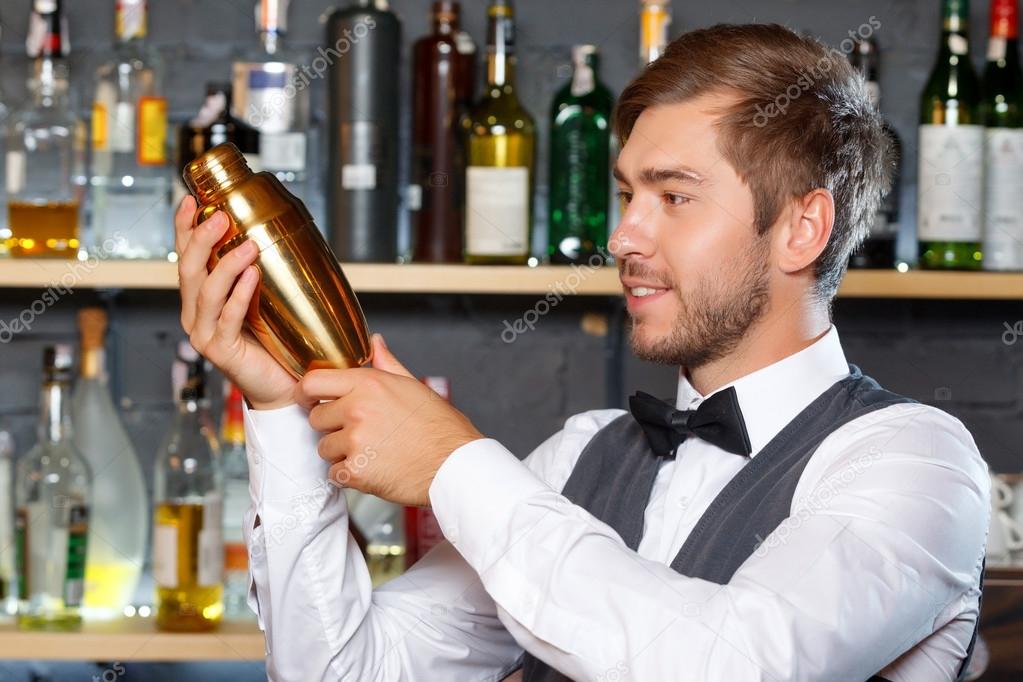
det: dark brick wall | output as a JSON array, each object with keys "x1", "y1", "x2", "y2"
[{"x1": 0, "y1": 0, "x2": 1019, "y2": 678}]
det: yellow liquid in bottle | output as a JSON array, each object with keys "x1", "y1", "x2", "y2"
[
  {"x1": 154, "y1": 502, "x2": 223, "y2": 632},
  {"x1": 83, "y1": 561, "x2": 141, "y2": 617},
  {"x1": 7, "y1": 200, "x2": 80, "y2": 258}
]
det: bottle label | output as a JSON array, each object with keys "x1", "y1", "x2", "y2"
[
  {"x1": 235, "y1": 64, "x2": 299, "y2": 135},
  {"x1": 116, "y1": 0, "x2": 147, "y2": 40},
  {"x1": 63, "y1": 504, "x2": 89, "y2": 607},
  {"x1": 984, "y1": 127, "x2": 1023, "y2": 268},
  {"x1": 917, "y1": 124, "x2": 983, "y2": 241},
  {"x1": 466, "y1": 166, "x2": 530, "y2": 256},
  {"x1": 198, "y1": 494, "x2": 223, "y2": 586},
  {"x1": 92, "y1": 103, "x2": 109, "y2": 151},
  {"x1": 109, "y1": 102, "x2": 136, "y2": 153},
  {"x1": 137, "y1": 96, "x2": 168, "y2": 166},
  {"x1": 641, "y1": 4, "x2": 671, "y2": 63},
  {"x1": 5, "y1": 151, "x2": 26, "y2": 195},
  {"x1": 342, "y1": 164, "x2": 378, "y2": 190},
  {"x1": 259, "y1": 131, "x2": 306, "y2": 172},
  {"x1": 988, "y1": 36, "x2": 1008, "y2": 61},
  {"x1": 152, "y1": 522, "x2": 178, "y2": 588}
]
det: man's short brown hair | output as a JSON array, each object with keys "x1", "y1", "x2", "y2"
[{"x1": 614, "y1": 23, "x2": 895, "y2": 301}]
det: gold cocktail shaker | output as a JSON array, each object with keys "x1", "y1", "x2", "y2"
[{"x1": 183, "y1": 142, "x2": 371, "y2": 378}]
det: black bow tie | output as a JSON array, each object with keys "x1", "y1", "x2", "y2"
[{"x1": 629, "y1": 387, "x2": 752, "y2": 458}]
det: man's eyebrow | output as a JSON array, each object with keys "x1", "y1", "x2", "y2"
[{"x1": 612, "y1": 165, "x2": 707, "y2": 186}]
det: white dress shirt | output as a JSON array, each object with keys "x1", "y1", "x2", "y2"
[{"x1": 242, "y1": 326, "x2": 989, "y2": 681}]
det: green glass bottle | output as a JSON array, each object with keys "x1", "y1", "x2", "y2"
[
  {"x1": 462, "y1": 0, "x2": 536, "y2": 265},
  {"x1": 548, "y1": 45, "x2": 614, "y2": 265},
  {"x1": 918, "y1": 0, "x2": 984, "y2": 270},
  {"x1": 981, "y1": 0, "x2": 1023, "y2": 270}
]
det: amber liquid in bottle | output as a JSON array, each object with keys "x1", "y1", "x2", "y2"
[
  {"x1": 6, "y1": 201, "x2": 80, "y2": 257},
  {"x1": 154, "y1": 502, "x2": 224, "y2": 631}
]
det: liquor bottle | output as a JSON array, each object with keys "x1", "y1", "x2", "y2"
[
  {"x1": 404, "y1": 377, "x2": 449, "y2": 569},
  {"x1": 153, "y1": 342, "x2": 223, "y2": 631},
  {"x1": 982, "y1": 0, "x2": 1023, "y2": 270},
  {"x1": 463, "y1": 0, "x2": 536, "y2": 265},
  {"x1": 918, "y1": 0, "x2": 984, "y2": 270},
  {"x1": 91, "y1": 0, "x2": 171, "y2": 260},
  {"x1": 220, "y1": 381, "x2": 251, "y2": 620},
  {"x1": 0, "y1": 422, "x2": 15, "y2": 615},
  {"x1": 326, "y1": 1, "x2": 401, "y2": 262},
  {"x1": 411, "y1": 2, "x2": 475, "y2": 263},
  {"x1": 548, "y1": 45, "x2": 614, "y2": 265},
  {"x1": 640, "y1": 0, "x2": 671, "y2": 68},
  {"x1": 232, "y1": 0, "x2": 316, "y2": 226},
  {"x1": 849, "y1": 37, "x2": 901, "y2": 269},
  {"x1": 348, "y1": 492, "x2": 405, "y2": 586},
  {"x1": 174, "y1": 83, "x2": 261, "y2": 211},
  {"x1": 71, "y1": 308, "x2": 147, "y2": 620},
  {"x1": 5, "y1": 0, "x2": 84, "y2": 259},
  {"x1": 15, "y1": 345, "x2": 92, "y2": 631}
]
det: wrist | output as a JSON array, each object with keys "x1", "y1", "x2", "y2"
[{"x1": 246, "y1": 394, "x2": 296, "y2": 411}]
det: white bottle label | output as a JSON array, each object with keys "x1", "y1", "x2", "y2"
[
  {"x1": 110, "y1": 102, "x2": 136, "y2": 153},
  {"x1": 260, "y1": 131, "x2": 307, "y2": 172},
  {"x1": 466, "y1": 166, "x2": 530, "y2": 256},
  {"x1": 198, "y1": 494, "x2": 223, "y2": 586},
  {"x1": 152, "y1": 523, "x2": 178, "y2": 588},
  {"x1": 917, "y1": 124, "x2": 984, "y2": 242},
  {"x1": 5, "y1": 151, "x2": 25, "y2": 195},
  {"x1": 342, "y1": 164, "x2": 377, "y2": 190},
  {"x1": 984, "y1": 128, "x2": 1023, "y2": 269}
]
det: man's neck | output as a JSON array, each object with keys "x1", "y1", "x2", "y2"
[{"x1": 686, "y1": 300, "x2": 832, "y2": 397}]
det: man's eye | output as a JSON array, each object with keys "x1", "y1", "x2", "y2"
[
  {"x1": 664, "y1": 193, "x2": 689, "y2": 206},
  {"x1": 617, "y1": 191, "x2": 633, "y2": 205}
]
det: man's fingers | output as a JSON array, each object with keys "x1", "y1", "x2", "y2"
[
  {"x1": 173, "y1": 195, "x2": 197, "y2": 256},
  {"x1": 296, "y1": 368, "x2": 365, "y2": 410},
  {"x1": 190, "y1": 240, "x2": 259, "y2": 352},
  {"x1": 213, "y1": 264, "x2": 260, "y2": 348},
  {"x1": 178, "y1": 212, "x2": 229, "y2": 330},
  {"x1": 317, "y1": 429, "x2": 350, "y2": 464},
  {"x1": 369, "y1": 334, "x2": 414, "y2": 378}
]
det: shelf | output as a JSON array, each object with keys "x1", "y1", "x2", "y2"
[
  {"x1": 0, "y1": 259, "x2": 1022, "y2": 299},
  {"x1": 0, "y1": 617, "x2": 264, "y2": 661}
]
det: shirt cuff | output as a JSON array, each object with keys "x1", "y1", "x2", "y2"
[
  {"x1": 429, "y1": 438, "x2": 550, "y2": 569},
  {"x1": 243, "y1": 402, "x2": 328, "y2": 503}
]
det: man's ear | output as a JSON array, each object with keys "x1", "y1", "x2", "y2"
[{"x1": 773, "y1": 188, "x2": 834, "y2": 275}]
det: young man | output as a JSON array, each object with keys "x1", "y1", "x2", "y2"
[{"x1": 176, "y1": 24, "x2": 988, "y2": 682}]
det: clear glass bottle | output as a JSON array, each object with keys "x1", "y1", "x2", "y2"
[
  {"x1": 5, "y1": 0, "x2": 84, "y2": 259},
  {"x1": 220, "y1": 381, "x2": 251, "y2": 620},
  {"x1": 462, "y1": 0, "x2": 536, "y2": 265},
  {"x1": 15, "y1": 345, "x2": 92, "y2": 631},
  {"x1": 71, "y1": 308, "x2": 147, "y2": 620},
  {"x1": 153, "y1": 342, "x2": 223, "y2": 632},
  {"x1": 231, "y1": 0, "x2": 314, "y2": 220},
  {"x1": 90, "y1": 0, "x2": 171, "y2": 260}
]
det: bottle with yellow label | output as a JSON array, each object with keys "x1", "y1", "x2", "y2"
[
  {"x1": 91, "y1": 0, "x2": 171, "y2": 259},
  {"x1": 639, "y1": 0, "x2": 671, "y2": 68}
]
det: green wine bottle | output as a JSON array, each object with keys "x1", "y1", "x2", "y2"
[
  {"x1": 462, "y1": 0, "x2": 536, "y2": 265},
  {"x1": 918, "y1": 0, "x2": 984, "y2": 270},
  {"x1": 548, "y1": 45, "x2": 615, "y2": 265},
  {"x1": 982, "y1": 0, "x2": 1023, "y2": 270}
]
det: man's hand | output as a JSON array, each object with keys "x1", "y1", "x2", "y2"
[
  {"x1": 300, "y1": 335, "x2": 484, "y2": 506},
  {"x1": 175, "y1": 195, "x2": 297, "y2": 410}
]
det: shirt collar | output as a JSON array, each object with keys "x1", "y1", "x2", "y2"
[{"x1": 674, "y1": 326, "x2": 850, "y2": 457}]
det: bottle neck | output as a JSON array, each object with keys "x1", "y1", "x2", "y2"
[
  {"x1": 570, "y1": 52, "x2": 598, "y2": 97},
  {"x1": 115, "y1": 0, "x2": 148, "y2": 47},
  {"x1": 80, "y1": 347, "x2": 107, "y2": 383},
  {"x1": 486, "y1": 6, "x2": 516, "y2": 89},
  {"x1": 38, "y1": 378, "x2": 73, "y2": 444},
  {"x1": 31, "y1": 57, "x2": 69, "y2": 107},
  {"x1": 988, "y1": 0, "x2": 1020, "y2": 62},
  {"x1": 260, "y1": 30, "x2": 284, "y2": 55},
  {"x1": 940, "y1": 0, "x2": 971, "y2": 57}
]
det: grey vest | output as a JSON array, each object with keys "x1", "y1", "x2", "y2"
[{"x1": 522, "y1": 366, "x2": 979, "y2": 681}]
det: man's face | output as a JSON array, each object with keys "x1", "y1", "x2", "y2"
[{"x1": 610, "y1": 95, "x2": 773, "y2": 370}]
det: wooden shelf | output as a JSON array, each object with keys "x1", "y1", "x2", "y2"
[
  {"x1": 0, "y1": 259, "x2": 1021, "y2": 299},
  {"x1": 0, "y1": 617, "x2": 264, "y2": 661}
]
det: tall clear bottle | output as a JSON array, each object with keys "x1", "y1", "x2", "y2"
[
  {"x1": 15, "y1": 345, "x2": 92, "y2": 631},
  {"x1": 232, "y1": 0, "x2": 316, "y2": 224},
  {"x1": 5, "y1": 0, "x2": 84, "y2": 259},
  {"x1": 90, "y1": 0, "x2": 170, "y2": 260},
  {"x1": 918, "y1": 0, "x2": 984, "y2": 269},
  {"x1": 220, "y1": 381, "x2": 251, "y2": 620},
  {"x1": 982, "y1": 0, "x2": 1023, "y2": 270},
  {"x1": 462, "y1": 0, "x2": 536, "y2": 264},
  {"x1": 0, "y1": 422, "x2": 16, "y2": 615},
  {"x1": 153, "y1": 342, "x2": 223, "y2": 632},
  {"x1": 71, "y1": 308, "x2": 147, "y2": 620},
  {"x1": 548, "y1": 45, "x2": 614, "y2": 265}
]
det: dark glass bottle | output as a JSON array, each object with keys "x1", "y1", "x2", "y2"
[
  {"x1": 982, "y1": 0, "x2": 1023, "y2": 270},
  {"x1": 411, "y1": 2, "x2": 474, "y2": 263},
  {"x1": 918, "y1": 0, "x2": 984, "y2": 270},
  {"x1": 848, "y1": 37, "x2": 901, "y2": 269},
  {"x1": 548, "y1": 45, "x2": 614, "y2": 265},
  {"x1": 462, "y1": 0, "x2": 536, "y2": 265},
  {"x1": 326, "y1": 0, "x2": 401, "y2": 263}
]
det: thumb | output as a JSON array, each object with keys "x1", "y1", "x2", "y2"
[{"x1": 370, "y1": 334, "x2": 414, "y2": 378}]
